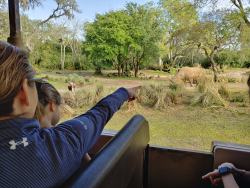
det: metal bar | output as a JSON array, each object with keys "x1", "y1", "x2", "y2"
[{"x1": 7, "y1": 0, "x2": 24, "y2": 49}]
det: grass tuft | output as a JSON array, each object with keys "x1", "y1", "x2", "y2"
[{"x1": 191, "y1": 78, "x2": 226, "y2": 107}]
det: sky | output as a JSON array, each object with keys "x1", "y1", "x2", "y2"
[{"x1": 24, "y1": 0, "x2": 159, "y2": 22}]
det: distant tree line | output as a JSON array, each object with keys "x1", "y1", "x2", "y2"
[{"x1": 0, "y1": 0, "x2": 250, "y2": 79}]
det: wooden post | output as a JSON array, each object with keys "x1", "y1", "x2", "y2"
[{"x1": 7, "y1": 0, "x2": 25, "y2": 49}]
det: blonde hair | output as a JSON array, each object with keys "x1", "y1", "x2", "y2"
[
  {"x1": 0, "y1": 40, "x2": 35, "y2": 116},
  {"x1": 34, "y1": 81, "x2": 62, "y2": 122}
]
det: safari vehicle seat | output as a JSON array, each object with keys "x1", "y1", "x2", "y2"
[{"x1": 61, "y1": 115, "x2": 149, "y2": 188}]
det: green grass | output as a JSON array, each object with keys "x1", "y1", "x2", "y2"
[{"x1": 60, "y1": 102, "x2": 250, "y2": 152}]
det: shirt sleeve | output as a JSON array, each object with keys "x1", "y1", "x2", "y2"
[{"x1": 50, "y1": 87, "x2": 130, "y2": 157}]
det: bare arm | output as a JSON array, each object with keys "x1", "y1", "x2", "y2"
[{"x1": 222, "y1": 174, "x2": 239, "y2": 188}]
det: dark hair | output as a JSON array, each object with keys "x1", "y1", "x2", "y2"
[
  {"x1": 34, "y1": 81, "x2": 62, "y2": 122},
  {"x1": 0, "y1": 41, "x2": 35, "y2": 116}
]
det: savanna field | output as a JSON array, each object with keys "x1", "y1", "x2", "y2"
[{"x1": 37, "y1": 68, "x2": 250, "y2": 152}]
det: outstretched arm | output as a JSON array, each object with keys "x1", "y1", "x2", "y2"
[{"x1": 52, "y1": 86, "x2": 141, "y2": 157}]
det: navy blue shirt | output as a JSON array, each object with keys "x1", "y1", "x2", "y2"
[{"x1": 0, "y1": 88, "x2": 129, "y2": 188}]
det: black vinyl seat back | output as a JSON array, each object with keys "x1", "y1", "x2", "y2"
[{"x1": 62, "y1": 115, "x2": 149, "y2": 188}]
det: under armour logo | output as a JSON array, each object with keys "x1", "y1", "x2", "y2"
[{"x1": 9, "y1": 137, "x2": 29, "y2": 150}]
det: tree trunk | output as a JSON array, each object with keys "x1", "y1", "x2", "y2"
[
  {"x1": 72, "y1": 52, "x2": 75, "y2": 69},
  {"x1": 121, "y1": 64, "x2": 125, "y2": 76},
  {"x1": 135, "y1": 61, "x2": 140, "y2": 77},
  {"x1": 192, "y1": 51, "x2": 194, "y2": 65},
  {"x1": 61, "y1": 43, "x2": 63, "y2": 70},
  {"x1": 126, "y1": 62, "x2": 128, "y2": 71},
  {"x1": 118, "y1": 65, "x2": 121, "y2": 76},
  {"x1": 62, "y1": 45, "x2": 66, "y2": 70},
  {"x1": 169, "y1": 50, "x2": 173, "y2": 67},
  {"x1": 210, "y1": 58, "x2": 219, "y2": 82},
  {"x1": 94, "y1": 67, "x2": 103, "y2": 75},
  {"x1": 131, "y1": 57, "x2": 135, "y2": 71}
]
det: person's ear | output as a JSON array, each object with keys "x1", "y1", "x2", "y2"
[
  {"x1": 49, "y1": 102, "x2": 55, "y2": 112},
  {"x1": 18, "y1": 79, "x2": 30, "y2": 106}
]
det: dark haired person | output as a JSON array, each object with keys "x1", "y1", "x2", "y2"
[{"x1": 0, "y1": 40, "x2": 141, "y2": 187}]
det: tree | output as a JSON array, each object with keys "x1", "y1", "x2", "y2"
[
  {"x1": 126, "y1": 2, "x2": 163, "y2": 77},
  {"x1": 68, "y1": 19, "x2": 83, "y2": 69},
  {"x1": 159, "y1": 0, "x2": 198, "y2": 67},
  {"x1": 193, "y1": 0, "x2": 250, "y2": 28},
  {"x1": 83, "y1": 10, "x2": 132, "y2": 76},
  {"x1": 230, "y1": 0, "x2": 250, "y2": 27},
  {"x1": 25, "y1": 0, "x2": 81, "y2": 52},
  {"x1": 189, "y1": 10, "x2": 240, "y2": 81}
]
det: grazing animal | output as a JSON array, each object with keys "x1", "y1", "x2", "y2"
[
  {"x1": 168, "y1": 67, "x2": 205, "y2": 87},
  {"x1": 68, "y1": 82, "x2": 76, "y2": 93}
]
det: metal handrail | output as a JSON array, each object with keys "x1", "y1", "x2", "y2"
[{"x1": 62, "y1": 115, "x2": 149, "y2": 188}]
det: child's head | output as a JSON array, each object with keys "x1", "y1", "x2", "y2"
[{"x1": 34, "y1": 81, "x2": 62, "y2": 128}]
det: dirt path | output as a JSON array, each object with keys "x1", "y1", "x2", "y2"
[{"x1": 43, "y1": 68, "x2": 250, "y2": 94}]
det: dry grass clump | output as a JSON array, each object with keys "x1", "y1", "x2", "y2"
[
  {"x1": 219, "y1": 76, "x2": 228, "y2": 83},
  {"x1": 227, "y1": 74, "x2": 242, "y2": 83},
  {"x1": 197, "y1": 64, "x2": 202, "y2": 68},
  {"x1": 89, "y1": 77, "x2": 97, "y2": 84},
  {"x1": 94, "y1": 82, "x2": 105, "y2": 103},
  {"x1": 230, "y1": 91, "x2": 248, "y2": 103},
  {"x1": 75, "y1": 89, "x2": 95, "y2": 107},
  {"x1": 204, "y1": 69, "x2": 213, "y2": 75},
  {"x1": 33, "y1": 67, "x2": 41, "y2": 75},
  {"x1": 60, "y1": 104, "x2": 74, "y2": 117},
  {"x1": 169, "y1": 82, "x2": 186, "y2": 97},
  {"x1": 190, "y1": 78, "x2": 226, "y2": 107},
  {"x1": 218, "y1": 83, "x2": 231, "y2": 99},
  {"x1": 63, "y1": 92, "x2": 76, "y2": 108},
  {"x1": 123, "y1": 101, "x2": 139, "y2": 113},
  {"x1": 96, "y1": 82, "x2": 104, "y2": 96},
  {"x1": 136, "y1": 82, "x2": 178, "y2": 110},
  {"x1": 109, "y1": 85, "x2": 118, "y2": 94},
  {"x1": 222, "y1": 65, "x2": 227, "y2": 72}
]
